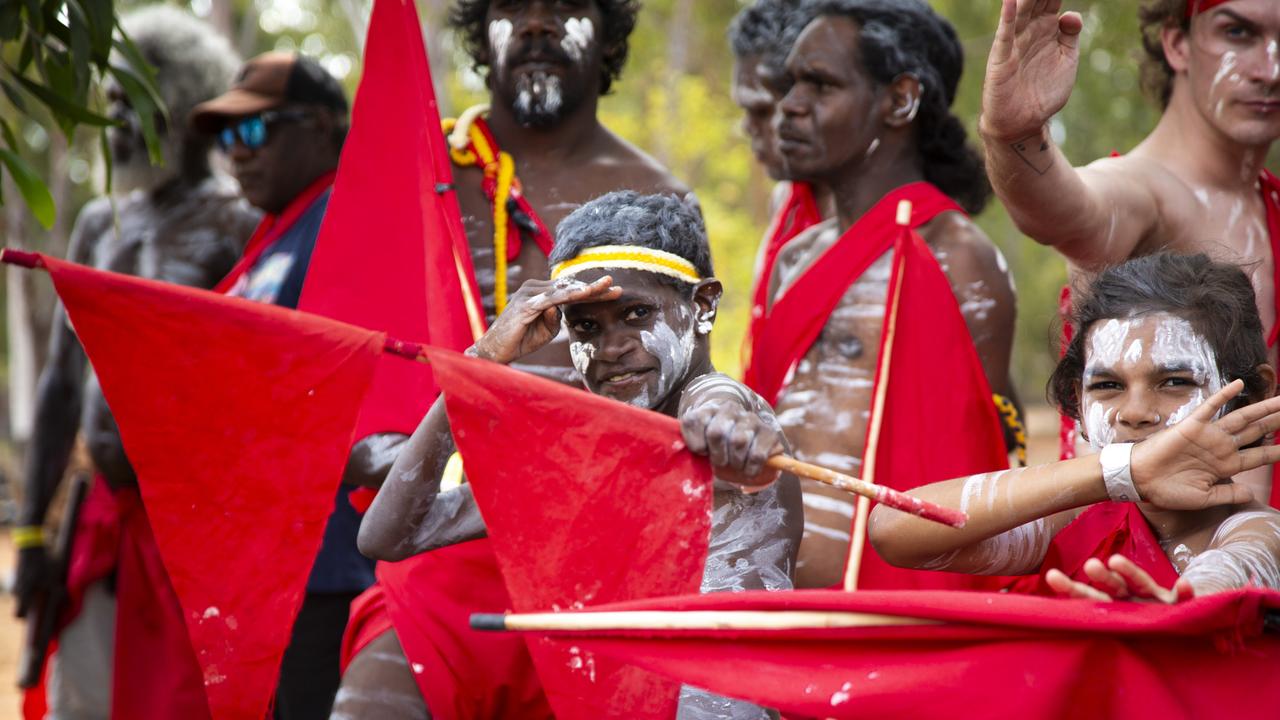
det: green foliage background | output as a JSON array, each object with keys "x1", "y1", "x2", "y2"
[{"x1": 3, "y1": 0, "x2": 1275, "y2": 408}]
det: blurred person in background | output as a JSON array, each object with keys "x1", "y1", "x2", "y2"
[
  {"x1": 191, "y1": 50, "x2": 356, "y2": 719},
  {"x1": 13, "y1": 6, "x2": 255, "y2": 718}
]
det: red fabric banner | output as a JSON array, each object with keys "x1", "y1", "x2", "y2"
[
  {"x1": 428, "y1": 347, "x2": 712, "y2": 720},
  {"x1": 35, "y1": 253, "x2": 383, "y2": 720},
  {"x1": 298, "y1": 0, "x2": 482, "y2": 442},
  {"x1": 516, "y1": 588, "x2": 1280, "y2": 720}
]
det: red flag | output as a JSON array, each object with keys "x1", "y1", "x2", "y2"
[
  {"x1": 428, "y1": 347, "x2": 712, "y2": 719},
  {"x1": 12, "y1": 251, "x2": 384, "y2": 720},
  {"x1": 499, "y1": 588, "x2": 1280, "y2": 720},
  {"x1": 299, "y1": 0, "x2": 483, "y2": 443}
]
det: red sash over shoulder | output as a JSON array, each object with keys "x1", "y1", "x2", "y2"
[
  {"x1": 743, "y1": 182, "x2": 1011, "y2": 590},
  {"x1": 741, "y1": 181, "x2": 822, "y2": 373},
  {"x1": 1013, "y1": 502, "x2": 1179, "y2": 597},
  {"x1": 743, "y1": 182, "x2": 961, "y2": 403}
]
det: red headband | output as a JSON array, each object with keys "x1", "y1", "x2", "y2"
[{"x1": 1186, "y1": 0, "x2": 1232, "y2": 19}]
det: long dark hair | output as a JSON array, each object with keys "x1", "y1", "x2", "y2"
[{"x1": 1048, "y1": 252, "x2": 1269, "y2": 422}]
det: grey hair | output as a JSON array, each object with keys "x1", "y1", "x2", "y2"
[
  {"x1": 118, "y1": 5, "x2": 240, "y2": 129},
  {"x1": 729, "y1": 0, "x2": 810, "y2": 72},
  {"x1": 550, "y1": 191, "x2": 714, "y2": 285}
]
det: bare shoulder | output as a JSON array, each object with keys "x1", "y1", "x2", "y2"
[
  {"x1": 922, "y1": 211, "x2": 1011, "y2": 285},
  {"x1": 1079, "y1": 153, "x2": 1199, "y2": 225},
  {"x1": 1211, "y1": 504, "x2": 1280, "y2": 547},
  {"x1": 71, "y1": 196, "x2": 116, "y2": 239},
  {"x1": 770, "y1": 217, "x2": 839, "y2": 300},
  {"x1": 594, "y1": 128, "x2": 691, "y2": 197}
]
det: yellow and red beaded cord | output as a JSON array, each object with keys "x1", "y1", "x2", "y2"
[
  {"x1": 442, "y1": 106, "x2": 519, "y2": 314},
  {"x1": 993, "y1": 393, "x2": 1028, "y2": 466}
]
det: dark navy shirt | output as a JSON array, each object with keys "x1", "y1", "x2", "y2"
[{"x1": 228, "y1": 188, "x2": 377, "y2": 593}]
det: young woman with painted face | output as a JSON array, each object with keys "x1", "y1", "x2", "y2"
[{"x1": 870, "y1": 253, "x2": 1280, "y2": 602}]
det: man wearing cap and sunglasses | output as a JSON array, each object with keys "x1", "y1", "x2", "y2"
[{"x1": 190, "y1": 51, "x2": 361, "y2": 719}]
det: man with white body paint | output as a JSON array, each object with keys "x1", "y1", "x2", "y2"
[
  {"x1": 331, "y1": 2, "x2": 697, "y2": 717},
  {"x1": 981, "y1": 0, "x2": 1280, "y2": 500},
  {"x1": 753, "y1": 0, "x2": 1021, "y2": 588},
  {"x1": 871, "y1": 253, "x2": 1280, "y2": 602},
  {"x1": 359, "y1": 192, "x2": 803, "y2": 720}
]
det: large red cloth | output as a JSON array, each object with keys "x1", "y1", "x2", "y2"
[
  {"x1": 740, "y1": 181, "x2": 822, "y2": 374},
  {"x1": 513, "y1": 587, "x2": 1280, "y2": 720},
  {"x1": 297, "y1": 0, "x2": 482, "y2": 442},
  {"x1": 31, "y1": 253, "x2": 384, "y2": 719},
  {"x1": 429, "y1": 347, "x2": 712, "y2": 719},
  {"x1": 745, "y1": 183, "x2": 1009, "y2": 589}
]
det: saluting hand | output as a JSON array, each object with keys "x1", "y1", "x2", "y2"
[
  {"x1": 469, "y1": 276, "x2": 621, "y2": 365},
  {"x1": 1130, "y1": 380, "x2": 1280, "y2": 510},
  {"x1": 980, "y1": 0, "x2": 1084, "y2": 142}
]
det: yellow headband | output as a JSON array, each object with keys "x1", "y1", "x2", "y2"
[{"x1": 549, "y1": 245, "x2": 702, "y2": 284}]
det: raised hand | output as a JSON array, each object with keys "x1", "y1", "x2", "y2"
[
  {"x1": 1045, "y1": 554, "x2": 1195, "y2": 604},
  {"x1": 1130, "y1": 381, "x2": 1280, "y2": 510},
  {"x1": 469, "y1": 276, "x2": 621, "y2": 365},
  {"x1": 981, "y1": 0, "x2": 1084, "y2": 141}
]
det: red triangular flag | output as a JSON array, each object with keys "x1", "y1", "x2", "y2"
[
  {"x1": 299, "y1": 0, "x2": 483, "y2": 442},
  {"x1": 427, "y1": 347, "x2": 711, "y2": 719},
  {"x1": 849, "y1": 217, "x2": 1010, "y2": 590},
  {"x1": 504, "y1": 588, "x2": 1280, "y2": 720},
  {"x1": 22, "y1": 252, "x2": 384, "y2": 719}
]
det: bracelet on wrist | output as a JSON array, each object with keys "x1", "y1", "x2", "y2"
[
  {"x1": 12, "y1": 525, "x2": 45, "y2": 550},
  {"x1": 1099, "y1": 442, "x2": 1140, "y2": 503}
]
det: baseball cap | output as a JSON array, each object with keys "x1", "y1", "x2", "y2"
[{"x1": 190, "y1": 51, "x2": 348, "y2": 133}]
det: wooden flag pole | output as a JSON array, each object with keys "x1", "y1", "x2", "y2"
[
  {"x1": 471, "y1": 608, "x2": 941, "y2": 633},
  {"x1": 843, "y1": 200, "x2": 913, "y2": 591}
]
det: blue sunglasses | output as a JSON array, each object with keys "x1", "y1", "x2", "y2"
[{"x1": 216, "y1": 110, "x2": 309, "y2": 152}]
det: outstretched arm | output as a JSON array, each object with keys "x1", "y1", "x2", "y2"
[
  {"x1": 980, "y1": 0, "x2": 1159, "y2": 266},
  {"x1": 871, "y1": 382, "x2": 1280, "y2": 575}
]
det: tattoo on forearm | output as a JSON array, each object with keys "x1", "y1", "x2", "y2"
[{"x1": 1010, "y1": 131, "x2": 1053, "y2": 175}]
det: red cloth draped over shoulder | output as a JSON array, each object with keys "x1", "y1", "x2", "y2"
[
  {"x1": 741, "y1": 181, "x2": 822, "y2": 375},
  {"x1": 742, "y1": 182, "x2": 961, "y2": 403},
  {"x1": 213, "y1": 170, "x2": 336, "y2": 294},
  {"x1": 1009, "y1": 502, "x2": 1179, "y2": 597}
]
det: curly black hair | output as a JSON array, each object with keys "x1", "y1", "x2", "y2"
[
  {"x1": 803, "y1": 0, "x2": 991, "y2": 215},
  {"x1": 448, "y1": 0, "x2": 640, "y2": 95},
  {"x1": 1138, "y1": 0, "x2": 1190, "y2": 109},
  {"x1": 1048, "y1": 252, "x2": 1269, "y2": 423}
]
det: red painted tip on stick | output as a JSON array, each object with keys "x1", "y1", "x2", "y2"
[
  {"x1": 0, "y1": 249, "x2": 44, "y2": 269},
  {"x1": 766, "y1": 454, "x2": 967, "y2": 528}
]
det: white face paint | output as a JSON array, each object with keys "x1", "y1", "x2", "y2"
[
  {"x1": 488, "y1": 19, "x2": 514, "y2": 70},
  {"x1": 569, "y1": 341, "x2": 596, "y2": 377},
  {"x1": 560, "y1": 17, "x2": 594, "y2": 63},
  {"x1": 1080, "y1": 314, "x2": 1224, "y2": 451},
  {"x1": 636, "y1": 309, "x2": 697, "y2": 409}
]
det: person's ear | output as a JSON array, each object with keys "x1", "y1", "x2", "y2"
[
  {"x1": 883, "y1": 73, "x2": 922, "y2": 129},
  {"x1": 1256, "y1": 363, "x2": 1277, "y2": 398},
  {"x1": 692, "y1": 279, "x2": 722, "y2": 335},
  {"x1": 1162, "y1": 22, "x2": 1191, "y2": 74}
]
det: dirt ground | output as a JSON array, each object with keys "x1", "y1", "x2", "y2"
[
  {"x1": 0, "y1": 533, "x2": 24, "y2": 720},
  {"x1": 0, "y1": 405, "x2": 1066, "y2": 720}
]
